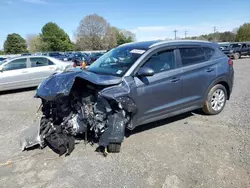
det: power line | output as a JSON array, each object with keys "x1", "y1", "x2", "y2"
[{"x1": 174, "y1": 29, "x2": 177, "y2": 40}]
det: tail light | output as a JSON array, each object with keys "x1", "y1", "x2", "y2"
[
  {"x1": 228, "y1": 59, "x2": 233, "y2": 66},
  {"x1": 73, "y1": 62, "x2": 76, "y2": 67}
]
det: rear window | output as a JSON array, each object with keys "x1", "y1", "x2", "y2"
[{"x1": 30, "y1": 57, "x2": 54, "y2": 67}]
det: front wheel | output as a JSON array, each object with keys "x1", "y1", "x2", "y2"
[{"x1": 202, "y1": 84, "x2": 227, "y2": 115}]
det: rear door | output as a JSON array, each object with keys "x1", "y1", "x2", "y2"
[
  {"x1": 178, "y1": 46, "x2": 218, "y2": 108},
  {"x1": 27, "y1": 57, "x2": 58, "y2": 85},
  {"x1": 0, "y1": 58, "x2": 29, "y2": 90}
]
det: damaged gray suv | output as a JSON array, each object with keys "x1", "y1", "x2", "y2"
[{"x1": 30, "y1": 40, "x2": 234, "y2": 156}]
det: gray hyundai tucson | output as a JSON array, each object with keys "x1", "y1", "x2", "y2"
[{"x1": 29, "y1": 40, "x2": 234, "y2": 155}]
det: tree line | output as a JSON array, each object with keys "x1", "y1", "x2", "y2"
[
  {"x1": 183, "y1": 23, "x2": 250, "y2": 42},
  {"x1": 2, "y1": 14, "x2": 135, "y2": 54},
  {"x1": 1, "y1": 15, "x2": 250, "y2": 55}
]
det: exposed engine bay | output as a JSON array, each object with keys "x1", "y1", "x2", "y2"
[{"x1": 20, "y1": 72, "x2": 135, "y2": 156}]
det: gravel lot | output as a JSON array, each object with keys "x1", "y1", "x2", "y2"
[{"x1": 0, "y1": 58, "x2": 250, "y2": 188}]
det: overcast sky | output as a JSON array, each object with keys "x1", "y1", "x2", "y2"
[{"x1": 0, "y1": 0, "x2": 250, "y2": 49}]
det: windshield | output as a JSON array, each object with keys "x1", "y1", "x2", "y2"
[
  {"x1": 0, "y1": 59, "x2": 8, "y2": 65},
  {"x1": 229, "y1": 44, "x2": 241, "y2": 48},
  {"x1": 87, "y1": 46, "x2": 145, "y2": 77}
]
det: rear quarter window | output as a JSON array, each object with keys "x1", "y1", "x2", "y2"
[{"x1": 202, "y1": 47, "x2": 215, "y2": 60}]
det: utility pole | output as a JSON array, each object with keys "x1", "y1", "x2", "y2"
[
  {"x1": 213, "y1": 26, "x2": 217, "y2": 41},
  {"x1": 184, "y1": 30, "x2": 188, "y2": 39},
  {"x1": 174, "y1": 29, "x2": 177, "y2": 40}
]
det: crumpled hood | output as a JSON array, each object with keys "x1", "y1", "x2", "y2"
[{"x1": 35, "y1": 69, "x2": 122, "y2": 101}]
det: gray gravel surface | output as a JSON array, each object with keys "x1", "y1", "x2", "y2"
[{"x1": 0, "y1": 58, "x2": 250, "y2": 188}]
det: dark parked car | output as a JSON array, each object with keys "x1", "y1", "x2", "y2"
[
  {"x1": 26, "y1": 40, "x2": 234, "y2": 156},
  {"x1": 219, "y1": 42, "x2": 250, "y2": 59},
  {"x1": 0, "y1": 57, "x2": 7, "y2": 62},
  {"x1": 67, "y1": 52, "x2": 92, "y2": 67},
  {"x1": 89, "y1": 52, "x2": 105, "y2": 63}
]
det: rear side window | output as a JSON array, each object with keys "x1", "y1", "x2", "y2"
[
  {"x1": 242, "y1": 44, "x2": 247, "y2": 48},
  {"x1": 30, "y1": 57, "x2": 54, "y2": 67},
  {"x1": 179, "y1": 47, "x2": 215, "y2": 66},
  {"x1": 179, "y1": 47, "x2": 206, "y2": 66},
  {"x1": 3, "y1": 58, "x2": 27, "y2": 71},
  {"x1": 203, "y1": 47, "x2": 215, "y2": 60}
]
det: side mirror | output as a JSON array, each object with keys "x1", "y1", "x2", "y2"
[
  {"x1": 0, "y1": 67, "x2": 3, "y2": 73},
  {"x1": 136, "y1": 67, "x2": 154, "y2": 77}
]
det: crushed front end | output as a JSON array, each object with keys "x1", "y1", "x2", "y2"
[{"x1": 21, "y1": 70, "x2": 135, "y2": 156}]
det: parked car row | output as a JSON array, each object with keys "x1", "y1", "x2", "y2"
[
  {"x1": 42, "y1": 51, "x2": 106, "y2": 66},
  {"x1": 219, "y1": 42, "x2": 250, "y2": 59}
]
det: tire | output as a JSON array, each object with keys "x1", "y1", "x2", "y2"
[
  {"x1": 233, "y1": 52, "x2": 240, "y2": 59},
  {"x1": 107, "y1": 143, "x2": 121, "y2": 153},
  {"x1": 202, "y1": 84, "x2": 227, "y2": 115}
]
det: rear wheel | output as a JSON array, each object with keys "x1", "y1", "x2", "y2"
[
  {"x1": 233, "y1": 52, "x2": 240, "y2": 59},
  {"x1": 202, "y1": 84, "x2": 227, "y2": 115},
  {"x1": 107, "y1": 143, "x2": 121, "y2": 153}
]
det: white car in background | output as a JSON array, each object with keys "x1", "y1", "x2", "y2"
[{"x1": 0, "y1": 56, "x2": 73, "y2": 92}]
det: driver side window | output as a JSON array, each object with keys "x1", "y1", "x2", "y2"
[{"x1": 143, "y1": 50, "x2": 175, "y2": 74}]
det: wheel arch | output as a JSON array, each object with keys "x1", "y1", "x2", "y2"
[{"x1": 205, "y1": 77, "x2": 231, "y2": 100}]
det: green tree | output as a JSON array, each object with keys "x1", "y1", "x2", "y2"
[
  {"x1": 235, "y1": 23, "x2": 250, "y2": 42},
  {"x1": 26, "y1": 34, "x2": 43, "y2": 53},
  {"x1": 219, "y1": 31, "x2": 236, "y2": 42},
  {"x1": 4, "y1": 33, "x2": 27, "y2": 54},
  {"x1": 115, "y1": 28, "x2": 135, "y2": 46},
  {"x1": 0, "y1": 50, "x2": 4, "y2": 55},
  {"x1": 40, "y1": 22, "x2": 73, "y2": 51}
]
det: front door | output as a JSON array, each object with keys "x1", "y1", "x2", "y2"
[
  {"x1": 0, "y1": 58, "x2": 29, "y2": 91},
  {"x1": 133, "y1": 49, "x2": 183, "y2": 125}
]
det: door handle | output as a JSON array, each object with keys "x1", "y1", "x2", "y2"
[
  {"x1": 21, "y1": 71, "x2": 28, "y2": 73},
  {"x1": 170, "y1": 77, "x2": 180, "y2": 83},
  {"x1": 206, "y1": 68, "x2": 215, "y2": 72}
]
